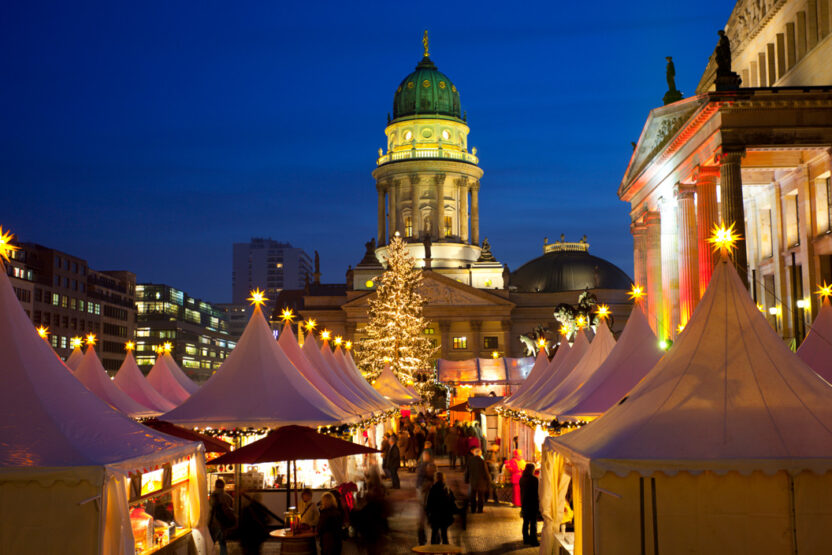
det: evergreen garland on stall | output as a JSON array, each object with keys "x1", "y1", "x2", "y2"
[{"x1": 356, "y1": 234, "x2": 435, "y2": 398}]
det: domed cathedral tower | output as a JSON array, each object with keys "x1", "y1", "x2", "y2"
[{"x1": 355, "y1": 32, "x2": 505, "y2": 290}]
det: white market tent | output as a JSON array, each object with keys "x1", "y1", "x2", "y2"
[
  {"x1": 541, "y1": 258, "x2": 832, "y2": 555},
  {"x1": 114, "y1": 351, "x2": 177, "y2": 413},
  {"x1": 65, "y1": 344, "x2": 84, "y2": 371},
  {"x1": 162, "y1": 304, "x2": 346, "y2": 428},
  {"x1": 277, "y1": 322, "x2": 370, "y2": 419},
  {"x1": 161, "y1": 352, "x2": 199, "y2": 394},
  {"x1": 332, "y1": 344, "x2": 396, "y2": 411},
  {"x1": 503, "y1": 337, "x2": 570, "y2": 409},
  {"x1": 0, "y1": 256, "x2": 208, "y2": 554},
  {"x1": 534, "y1": 321, "x2": 617, "y2": 419},
  {"x1": 74, "y1": 346, "x2": 158, "y2": 418},
  {"x1": 373, "y1": 364, "x2": 420, "y2": 405},
  {"x1": 519, "y1": 329, "x2": 590, "y2": 413},
  {"x1": 147, "y1": 354, "x2": 192, "y2": 406},
  {"x1": 797, "y1": 297, "x2": 832, "y2": 383},
  {"x1": 557, "y1": 303, "x2": 663, "y2": 420}
]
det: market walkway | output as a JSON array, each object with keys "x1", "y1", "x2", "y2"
[{"x1": 227, "y1": 457, "x2": 540, "y2": 554}]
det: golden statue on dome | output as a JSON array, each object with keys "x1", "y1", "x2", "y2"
[{"x1": 422, "y1": 29, "x2": 429, "y2": 57}]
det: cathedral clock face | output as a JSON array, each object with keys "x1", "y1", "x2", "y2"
[
  {"x1": 442, "y1": 129, "x2": 450, "y2": 140},
  {"x1": 404, "y1": 130, "x2": 413, "y2": 141}
]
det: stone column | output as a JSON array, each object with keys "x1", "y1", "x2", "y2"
[
  {"x1": 459, "y1": 179, "x2": 470, "y2": 243},
  {"x1": 439, "y1": 320, "x2": 451, "y2": 360},
  {"x1": 410, "y1": 174, "x2": 421, "y2": 237},
  {"x1": 471, "y1": 183, "x2": 480, "y2": 245},
  {"x1": 435, "y1": 173, "x2": 446, "y2": 239},
  {"x1": 376, "y1": 184, "x2": 386, "y2": 245},
  {"x1": 660, "y1": 197, "x2": 680, "y2": 337},
  {"x1": 644, "y1": 211, "x2": 663, "y2": 337},
  {"x1": 470, "y1": 320, "x2": 482, "y2": 358},
  {"x1": 718, "y1": 149, "x2": 749, "y2": 287},
  {"x1": 675, "y1": 184, "x2": 699, "y2": 326},
  {"x1": 695, "y1": 166, "x2": 719, "y2": 297},
  {"x1": 387, "y1": 182, "x2": 397, "y2": 238},
  {"x1": 631, "y1": 219, "x2": 648, "y2": 289},
  {"x1": 500, "y1": 320, "x2": 512, "y2": 357}
]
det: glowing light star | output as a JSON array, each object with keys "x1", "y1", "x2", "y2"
[
  {"x1": 677, "y1": 324, "x2": 685, "y2": 334},
  {"x1": 36, "y1": 326, "x2": 49, "y2": 339},
  {"x1": 817, "y1": 282, "x2": 832, "y2": 301},
  {"x1": 536, "y1": 337, "x2": 547, "y2": 348},
  {"x1": 279, "y1": 308, "x2": 295, "y2": 322},
  {"x1": 0, "y1": 226, "x2": 20, "y2": 262},
  {"x1": 162, "y1": 341, "x2": 173, "y2": 353},
  {"x1": 628, "y1": 284, "x2": 645, "y2": 302},
  {"x1": 491, "y1": 351, "x2": 499, "y2": 359},
  {"x1": 85, "y1": 333, "x2": 97, "y2": 346},
  {"x1": 304, "y1": 319, "x2": 317, "y2": 331},
  {"x1": 559, "y1": 324, "x2": 571, "y2": 336},
  {"x1": 320, "y1": 330, "x2": 331, "y2": 341},
  {"x1": 575, "y1": 315, "x2": 587, "y2": 329},
  {"x1": 757, "y1": 303, "x2": 765, "y2": 313},
  {"x1": 124, "y1": 341, "x2": 135, "y2": 351},
  {"x1": 334, "y1": 336, "x2": 343, "y2": 346},
  {"x1": 70, "y1": 336, "x2": 83, "y2": 349},
  {"x1": 596, "y1": 305, "x2": 610, "y2": 319},
  {"x1": 708, "y1": 222, "x2": 741, "y2": 254},
  {"x1": 247, "y1": 288, "x2": 268, "y2": 307},
  {"x1": 344, "y1": 341, "x2": 353, "y2": 350}
]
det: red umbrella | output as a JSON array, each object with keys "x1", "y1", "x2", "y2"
[
  {"x1": 209, "y1": 425, "x2": 378, "y2": 465},
  {"x1": 143, "y1": 418, "x2": 232, "y2": 453}
]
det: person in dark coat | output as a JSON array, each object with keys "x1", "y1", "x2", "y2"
[
  {"x1": 209, "y1": 479, "x2": 236, "y2": 555},
  {"x1": 456, "y1": 428, "x2": 469, "y2": 472},
  {"x1": 318, "y1": 492, "x2": 343, "y2": 555},
  {"x1": 445, "y1": 426, "x2": 459, "y2": 469},
  {"x1": 519, "y1": 463, "x2": 540, "y2": 546},
  {"x1": 464, "y1": 448, "x2": 491, "y2": 513},
  {"x1": 425, "y1": 471, "x2": 456, "y2": 545},
  {"x1": 385, "y1": 435, "x2": 401, "y2": 489},
  {"x1": 238, "y1": 493, "x2": 270, "y2": 555}
]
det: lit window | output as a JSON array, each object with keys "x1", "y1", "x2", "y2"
[
  {"x1": 483, "y1": 336, "x2": 499, "y2": 349},
  {"x1": 405, "y1": 216, "x2": 413, "y2": 237},
  {"x1": 452, "y1": 337, "x2": 467, "y2": 350},
  {"x1": 444, "y1": 216, "x2": 453, "y2": 237},
  {"x1": 424, "y1": 327, "x2": 435, "y2": 335}
]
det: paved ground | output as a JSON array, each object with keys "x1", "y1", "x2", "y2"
[{"x1": 224, "y1": 457, "x2": 540, "y2": 554}]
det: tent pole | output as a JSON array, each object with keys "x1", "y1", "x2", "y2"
[
  {"x1": 286, "y1": 460, "x2": 291, "y2": 510},
  {"x1": 650, "y1": 477, "x2": 659, "y2": 555},
  {"x1": 788, "y1": 474, "x2": 798, "y2": 555},
  {"x1": 294, "y1": 459, "x2": 299, "y2": 508}
]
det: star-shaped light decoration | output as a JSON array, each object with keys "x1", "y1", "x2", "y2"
[
  {"x1": 36, "y1": 325, "x2": 49, "y2": 339},
  {"x1": 628, "y1": 284, "x2": 645, "y2": 302},
  {"x1": 304, "y1": 319, "x2": 317, "y2": 331},
  {"x1": 334, "y1": 336, "x2": 343, "y2": 346},
  {"x1": 708, "y1": 222, "x2": 741, "y2": 254},
  {"x1": 85, "y1": 333, "x2": 97, "y2": 346},
  {"x1": 536, "y1": 337, "x2": 547, "y2": 349},
  {"x1": 320, "y1": 329, "x2": 331, "y2": 341},
  {"x1": 491, "y1": 351, "x2": 500, "y2": 359},
  {"x1": 344, "y1": 340, "x2": 353, "y2": 351},
  {"x1": 162, "y1": 341, "x2": 173, "y2": 353},
  {"x1": 596, "y1": 305, "x2": 610, "y2": 319},
  {"x1": 677, "y1": 323, "x2": 685, "y2": 334},
  {"x1": 756, "y1": 303, "x2": 765, "y2": 313},
  {"x1": 0, "y1": 226, "x2": 19, "y2": 263},
  {"x1": 575, "y1": 315, "x2": 587, "y2": 329},
  {"x1": 247, "y1": 288, "x2": 268, "y2": 307},
  {"x1": 153, "y1": 345, "x2": 164, "y2": 355},
  {"x1": 279, "y1": 307, "x2": 295, "y2": 323},
  {"x1": 817, "y1": 282, "x2": 832, "y2": 302},
  {"x1": 559, "y1": 324, "x2": 571, "y2": 337},
  {"x1": 70, "y1": 336, "x2": 83, "y2": 349},
  {"x1": 125, "y1": 341, "x2": 135, "y2": 351}
]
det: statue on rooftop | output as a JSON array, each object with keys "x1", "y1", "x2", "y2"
[
  {"x1": 663, "y1": 56, "x2": 683, "y2": 105},
  {"x1": 478, "y1": 237, "x2": 497, "y2": 262},
  {"x1": 713, "y1": 29, "x2": 741, "y2": 90}
]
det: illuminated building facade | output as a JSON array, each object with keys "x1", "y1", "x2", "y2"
[
  {"x1": 623, "y1": 0, "x2": 832, "y2": 343},
  {"x1": 231, "y1": 238, "x2": 312, "y2": 304},
  {"x1": 135, "y1": 283, "x2": 235, "y2": 382}
]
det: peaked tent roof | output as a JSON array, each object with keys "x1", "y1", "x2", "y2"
[
  {"x1": 114, "y1": 351, "x2": 177, "y2": 413},
  {"x1": 277, "y1": 322, "x2": 369, "y2": 418},
  {"x1": 74, "y1": 346, "x2": 158, "y2": 418},
  {"x1": 558, "y1": 304, "x2": 663, "y2": 419},
  {"x1": 147, "y1": 354, "x2": 192, "y2": 406},
  {"x1": 520, "y1": 330, "x2": 589, "y2": 413},
  {"x1": 552, "y1": 258, "x2": 832, "y2": 477},
  {"x1": 162, "y1": 305, "x2": 345, "y2": 428},
  {"x1": 332, "y1": 345, "x2": 396, "y2": 411},
  {"x1": 65, "y1": 346, "x2": 83, "y2": 371},
  {"x1": 321, "y1": 340, "x2": 390, "y2": 411},
  {"x1": 162, "y1": 352, "x2": 199, "y2": 394},
  {"x1": 535, "y1": 322, "x2": 617, "y2": 418},
  {"x1": 373, "y1": 364, "x2": 420, "y2": 405},
  {"x1": 0, "y1": 262, "x2": 192, "y2": 468},
  {"x1": 504, "y1": 339, "x2": 566, "y2": 409},
  {"x1": 797, "y1": 299, "x2": 832, "y2": 383}
]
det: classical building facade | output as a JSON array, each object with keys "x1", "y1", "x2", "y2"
[{"x1": 623, "y1": 0, "x2": 832, "y2": 343}]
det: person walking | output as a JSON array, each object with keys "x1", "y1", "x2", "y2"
[
  {"x1": 485, "y1": 445, "x2": 501, "y2": 503},
  {"x1": 445, "y1": 425, "x2": 459, "y2": 469},
  {"x1": 425, "y1": 471, "x2": 456, "y2": 545},
  {"x1": 456, "y1": 428, "x2": 469, "y2": 472},
  {"x1": 385, "y1": 435, "x2": 401, "y2": 489},
  {"x1": 238, "y1": 493, "x2": 270, "y2": 555},
  {"x1": 318, "y1": 492, "x2": 343, "y2": 555},
  {"x1": 415, "y1": 451, "x2": 436, "y2": 545},
  {"x1": 464, "y1": 448, "x2": 491, "y2": 513},
  {"x1": 519, "y1": 464, "x2": 540, "y2": 546},
  {"x1": 504, "y1": 449, "x2": 526, "y2": 507},
  {"x1": 208, "y1": 479, "x2": 236, "y2": 555}
]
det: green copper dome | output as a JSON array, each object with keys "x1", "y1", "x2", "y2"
[{"x1": 392, "y1": 56, "x2": 462, "y2": 121}]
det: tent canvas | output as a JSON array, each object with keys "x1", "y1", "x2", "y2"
[
  {"x1": 333, "y1": 345, "x2": 396, "y2": 410},
  {"x1": 373, "y1": 364, "x2": 420, "y2": 405},
  {"x1": 114, "y1": 351, "x2": 177, "y2": 413},
  {"x1": 65, "y1": 345, "x2": 83, "y2": 371},
  {"x1": 437, "y1": 359, "x2": 478, "y2": 383},
  {"x1": 797, "y1": 298, "x2": 832, "y2": 383},
  {"x1": 74, "y1": 346, "x2": 158, "y2": 418},
  {"x1": 520, "y1": 330, "x2": 589, "y2": 413},
  {"x1": 146, "y1": 354, "x2": 192, "y2": 406},
  {"x1": 504, "y1": 337, "x2": 569, "y2": 409},
  {"x1": 161, "y1": 352, "x2": 199, "y2": 394}
]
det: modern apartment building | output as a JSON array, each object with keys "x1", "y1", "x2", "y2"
[{"x1": 231, "y1": 238, "x2": 313, "y2": 304}]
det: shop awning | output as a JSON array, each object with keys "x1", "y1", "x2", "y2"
[{"x1": 437, "y1": 356, "x2": 533, "y2": 385}]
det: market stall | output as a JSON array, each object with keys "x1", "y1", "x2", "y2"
[
  {"x1": 502, "y1": 338, "x2": 568, "y2": 410},
  {"x1": 0, "y1": 251, "x2": 208, "y2": 555},
  {"x1": 518, "y1": 330, "x2": 589, "y2": 415},
  {"x1": 541, "y1": 257, "x2": 832, "y2": 555}
]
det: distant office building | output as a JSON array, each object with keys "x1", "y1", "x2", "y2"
[
  {"x1": 6, "y1": 241, "x2": 136, "y2": 372},
  {"x1": 135, "y1": 283, "x2": 235, "y2": 383},
  {"x1": 215, "y1": 303, "x2": 249, "y2": 341},
  {"x1": 231, "y1": 238, "x2": 313, "y2": 304}
]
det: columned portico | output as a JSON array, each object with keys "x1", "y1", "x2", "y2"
[
  {"x1": 644, "y1": 211, "x2": 662, "y2": 336},
  {"x1": 718, "y1": 148, "x2": 749, "y2": 287},
  {"x1": 377, "y1": 184, "x2": 386, "y2": 245},
  {"x1": 695, "y1": 166, "x2": 719, "y2": 296},
  {"x1": 471, "y1": 183, "x2": 480, "y2": 245},
  {"x1": 675, "y1": 183, "x2": 699, "y2": 326}
]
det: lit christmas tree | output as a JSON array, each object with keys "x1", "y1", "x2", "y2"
[{"x1": 356, "y1": 233, "x2": 435, "y2": 397}]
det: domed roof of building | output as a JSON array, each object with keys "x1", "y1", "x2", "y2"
[
  {"x1": 393, "y1": 55, "x2": 462, "y2": 121},
  {"x1": 511, "y1": 238, "x2": 632, "y2": 293}
]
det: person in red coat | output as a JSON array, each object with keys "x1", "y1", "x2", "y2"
[{"x1": 504, "y1": 449, "x2": 526, "y2": 506}]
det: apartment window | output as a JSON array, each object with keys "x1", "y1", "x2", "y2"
[
  {"x1": 483, "y1": 336, "x2": 499, "y2": 349},
  {"x1": 61, "y1": 296, "x2": 68, "y2": 308},
  {"x1": 452, "y1": 337, "x2": 467, "y2": 350},
  {"x1": 51, "y1": 335, "x2": 58, "y2": 348},
  {"x1": 52, "y1": 293, "x2": 59, "y2": 306},
  {"x1": 34, "y1": 288, "x2": 42, "y2": 302},
  {"x1": 70, "y1": 298, "x2": 76, "y2": 310},
  {"x1": 444, "y1": 215, "x2": 453, "y2": 237},
  {"x1": 78, "y1": 300, "x2": 84, "y2": 312},
  {"x1": 60, "y1": 336, "x2": 67, "y2": 349},
  {"x1": 405, "y1": 216, "x2": 413, "y2": 237}
]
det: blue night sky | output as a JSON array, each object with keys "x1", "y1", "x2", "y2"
[{"x1": 1, "y1": 1, "x2": 734, "y2": 303}]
